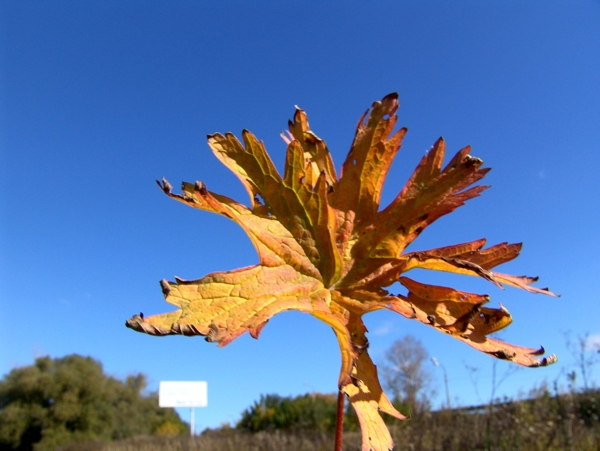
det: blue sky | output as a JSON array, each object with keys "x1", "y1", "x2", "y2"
[{"x1": 1, "y1": 1, "x2": 599, "y2": 432}]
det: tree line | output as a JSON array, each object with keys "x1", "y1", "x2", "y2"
[
  {"x1": 2, "y1": 333, "x2": 598, "y2": 450},
  {"x1": 0, "y1": 355, "x2": 187, "y2": 451},
  {"x1": 235, "y1": 335, "x2": 435, "y2": 434}
]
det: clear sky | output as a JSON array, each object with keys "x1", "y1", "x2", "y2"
[{"x1": 1, "y1": 1, "x2": 599, "y2": 433}]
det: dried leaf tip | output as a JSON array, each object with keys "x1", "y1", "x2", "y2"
[
  {"x1": 157, "y1": 178, "x2": 172, "y2": 194},
  {"x1": 194, "y1": 181, "x2": 207, "y2": 195},
  {"x1": 159, "y1": 280, "x2": 171, "y2": 296},
  {"x1": 125, "y1": 313, "x2": 144, "y2": 330},
  {"x1": 541, "y1": 354, "x2": 558, "y2": 366},
  {"x1": 379, "y1": 92, "x2": 400, "y2": 114}
]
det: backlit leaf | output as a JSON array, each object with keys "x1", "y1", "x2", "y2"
[{"x1": 128, "y1": 93, "x2": 556, "y2": 451}]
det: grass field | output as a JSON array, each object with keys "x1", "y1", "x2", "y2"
[{"x1": 59, "y1": 389, "x2": 600, "y2": 451}]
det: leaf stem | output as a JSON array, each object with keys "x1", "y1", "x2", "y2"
[{"x1": 335, "y1": 390, "x2": 345, "y2": 451}]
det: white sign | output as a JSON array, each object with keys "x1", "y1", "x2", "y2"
[{"x1": 159, "y1": 381, "x2": 208, "y2": 408}]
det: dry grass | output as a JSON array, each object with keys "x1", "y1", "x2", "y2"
[
  {"x1": 59, "y1": 430, "x2": 363, "y2": 451},
  {"x1": 59, "y1": 389, "x2": 600, "y2": 451}
]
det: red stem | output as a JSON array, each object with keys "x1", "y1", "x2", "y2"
[{"x1": 334, "y1": 390, "x2": 345, "y2": 451}]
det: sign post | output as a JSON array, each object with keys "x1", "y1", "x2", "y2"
[{"x1": 159, "y1": 381, "x2": 208, "y2": 436}]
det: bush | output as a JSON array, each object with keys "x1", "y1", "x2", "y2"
[
  {"x1": 0, "y1": 355, "x2": 187, "y2": 451},
  {"x1": 237, "y1": 393, "x2": 338, "y2": 432}
]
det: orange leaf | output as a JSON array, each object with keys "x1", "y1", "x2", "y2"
[
  {"x1": 128, "y1": 93, "x2": 557, "y2": 451},
  {"x1": 332, "y1": 93, "x2": 406, "y2": 226},
  {"x1": 208, "y1": 131, "x2": 342, "y2": 285}
]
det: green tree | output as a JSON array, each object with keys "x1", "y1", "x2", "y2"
[
  {"x1": 237, "y1": 393, "x2": 338, "y2": 432},
  {"x1": 0, "y1": 355, "x2": 187, "y2": 451}
]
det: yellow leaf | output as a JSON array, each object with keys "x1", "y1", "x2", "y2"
[
  {"x1": 343, "y1": 353, "x2": 405, "y2": 451},
  {"x1": 128, "y1": 93, "x2": 557, "y2": 451},
  {"x1": 127, "y1": 264, "x2": 333, "y2": 347}
]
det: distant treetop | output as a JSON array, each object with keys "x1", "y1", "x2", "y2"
[{"x1": 0, "y1": 354, "x2": 188, "y2": 451}]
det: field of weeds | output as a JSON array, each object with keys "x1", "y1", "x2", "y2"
[
  {"x1": 58, "y1": 430, "x2": 360, "y2": 451},
  {"x1": 60, "y1": 389, "x2": 600, "y2": 451}
]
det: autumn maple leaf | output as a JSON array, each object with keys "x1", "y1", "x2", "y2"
[{"x1": 127, "y1": 93, "x2": 556, "y2": 451}]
